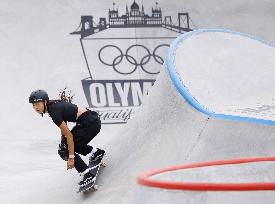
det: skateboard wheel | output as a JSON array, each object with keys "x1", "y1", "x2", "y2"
[
  {"x1": 101, "y1": 161, "x2": 107, "y2": 167},
  {"x1": 93, "y1": 185, "x2": 99, "y2": 190}
]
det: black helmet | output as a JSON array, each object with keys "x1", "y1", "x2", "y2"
[{"x1": 29, "y1": 89, "x2": 49, "y2": 103}]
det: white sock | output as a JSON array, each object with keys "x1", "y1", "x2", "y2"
[
  {"x1": 91, "y1": 148, "x2": 97, "y2": 154},
  {"x1": 82, "y1": 168, "x2": 90, "y2": 175}
]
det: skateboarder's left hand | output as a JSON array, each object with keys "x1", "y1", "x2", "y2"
[{"x1": 67, "y1": 158, "x2": 74, "y2": 170}]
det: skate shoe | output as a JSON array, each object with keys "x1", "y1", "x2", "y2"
[
  {"x1": 89, "y1": 148, "x2": 105, "y2": 163},
  {"x1": 78, "y1": 170, "x2": 96, "y2": 187}
]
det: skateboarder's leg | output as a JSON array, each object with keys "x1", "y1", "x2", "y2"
[
  {"x1": 74, "y1": 153, "x2": 88, "y2": 173},
  {"x1": 72, "y1": 126, "x2": 97, "y2": 156},
  {"x1": 72, "y1": 130, "x2": 93, "y2": 173},
  {"x1": 74, "y1": 152, "x2": 96, "y2": 186},
  {"x1": 73, "y1": 126, "x2": 105, "y2": 164},
  {"x1": 71, "y1": 113, "x2": 101, "y2": 156},
  {"x1": 70, "y1": 110, "x2": 103, "y2": 179}
]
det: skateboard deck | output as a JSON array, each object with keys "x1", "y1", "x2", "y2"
[{"x1": 77, "y1": 157, "x2": 106, "y2": 193}]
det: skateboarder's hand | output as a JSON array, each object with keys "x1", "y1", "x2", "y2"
[{"x1": 67, "y1": 158, "x2": 74, "y2": 170}]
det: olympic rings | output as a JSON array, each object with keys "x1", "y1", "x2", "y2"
[{"x1": 98, "y1": 44, "x2": 170, "y2": 75}]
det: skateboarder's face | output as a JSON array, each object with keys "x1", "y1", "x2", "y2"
[{"x1": 32, "y1": 101, "x2": 46, "y2": 114}]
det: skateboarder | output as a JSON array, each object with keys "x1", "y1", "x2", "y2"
[{"x1": 29, "y1": 89, "x2": 105, "y2": 187}]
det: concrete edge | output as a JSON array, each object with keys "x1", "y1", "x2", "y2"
[{"x1": 165, "y1": 28, "x2": 275, "y2": 126}]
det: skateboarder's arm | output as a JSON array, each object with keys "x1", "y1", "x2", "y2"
[
  {"x1": 60, "y1": 122, "x2": 67, "y2": 138},
  {"x1": 59, "y1": 121, "x2": 74, "y2": 156},
  {"x1": 61, "y1": 129, "x2": 65, "y2": 139}
]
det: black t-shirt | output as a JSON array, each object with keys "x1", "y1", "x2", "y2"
[{"x1": 47, "y1": 100, "x2": 78, "y2": 126}]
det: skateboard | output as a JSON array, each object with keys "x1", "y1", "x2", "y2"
[{"x1": 77, "y1": 157, "x2": 106, "y2": 193}]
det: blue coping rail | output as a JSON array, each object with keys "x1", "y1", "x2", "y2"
[{"x1": 166, "y1": 29, "x2": 275, "y2": 126}]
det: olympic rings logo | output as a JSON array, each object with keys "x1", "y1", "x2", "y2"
[{"x1": 98, "y1": 44, "x2": 170, "y2": 75}]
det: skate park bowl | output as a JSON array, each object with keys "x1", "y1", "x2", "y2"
[
  {"x1": 4, "y1": 26, "x2": 275, "y2": 203},
  {"x1": 83, "y1": 29, "x2": 275, "y2": 204},
  {"x1": 2, "y1": 0, "x2": 275, "y2": 202},
  {"x1": 135, "y1": 29, "x2": 275, "y2": 195}
]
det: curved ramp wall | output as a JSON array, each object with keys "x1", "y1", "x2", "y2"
[
  {"x1": 103, "y1": 30, "x2": 275, "y2": 203},
  {"x1": 85, "y1": 29, "x2": 275, "y2": 203},
  {"x1": 133, "y1": 30, "x2": 275, "y2": 203},
  {"x1": 15, "y1": 30, "x2": 275, "y2": 204},
  {"x1": 167, "y1": 29, "x2": 275, "y2": 124}
]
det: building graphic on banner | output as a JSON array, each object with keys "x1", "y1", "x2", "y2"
[
  {"x1": 71, "y1": 1, "x2": 193, "y2": 124},
  {"x1": 108, "y1": 2, "x2": 162, "y2": 27}
]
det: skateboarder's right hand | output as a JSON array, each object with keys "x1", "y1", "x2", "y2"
[{"x1": 67, "y1": 158, "x2": 74, "y2": 170}]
